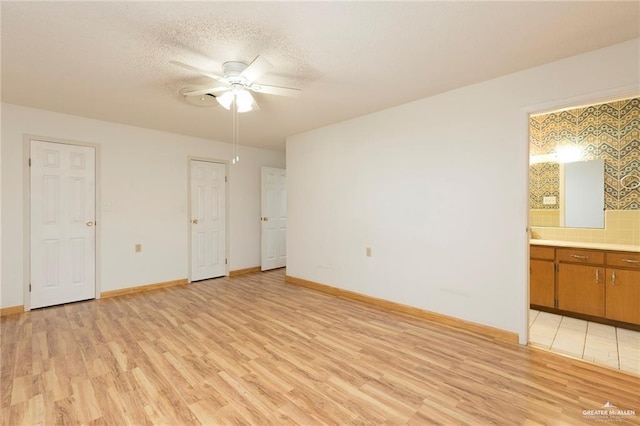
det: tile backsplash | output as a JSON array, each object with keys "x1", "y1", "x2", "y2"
[
  {"x1": 531, "y1": 210, "x2": 640, "y2": 246},
  {"x1": 530, "y1": 209, "x2": 560, "y2": 227}
]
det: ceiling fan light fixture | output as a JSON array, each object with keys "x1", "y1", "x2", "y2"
[
  {"x1": 236, "y1": 90, "x2": 254, "y2": 112},
  {"x1": 172, "y1": 55, "x2": 299, "y2": 166},
  {"x1": 216, "y1": 91, "x2": 233, "y2": 110},
  {"x1": 216, "y1": 89, "x2": 253, "y2": 113}
]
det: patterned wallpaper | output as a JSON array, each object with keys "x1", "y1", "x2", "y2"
[
  {"x1": 529, "y1": 163, "x2": 559, "y2": 210},
  {"x1": 529, "y1": 97, "x2": 639, "y2": 210}
]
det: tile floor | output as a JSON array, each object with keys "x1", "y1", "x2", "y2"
[{"x1": 529, "y1": 309, "x2": 640, "y2": 376}]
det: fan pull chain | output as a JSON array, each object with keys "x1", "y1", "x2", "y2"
[
  {"x1": 235, "y1": 100, "x2": 240, "y2": 163},
  {"x1": 231, "y1": 93, "x2": 240, "y2": 164}
]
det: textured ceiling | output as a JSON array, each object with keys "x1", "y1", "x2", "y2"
[{"x1": 2, "y1": 2, "x2": 639, "y2": 151}]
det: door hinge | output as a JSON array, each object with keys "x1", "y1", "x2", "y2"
[
  {"x1": 28, "y1": 158, "x2": 31, "y2": 167},
  {"x1": 225, "y1": 176, "x2": 228, "y2": 183},
  {"x1": 29, "y1": 283, "x2": 31, "y2": 292},
  {"x1": 225, "y1": 258, "x2": 228, "y2": 265}
]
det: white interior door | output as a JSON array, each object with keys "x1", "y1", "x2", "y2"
[
  {"x1": 190, "y1": 160, "x2": 226, "y2": 281},
  {"x1": 30, "y1": 140, "x2": 96, "y2": 309},
  {"x1": 261, "y1": 167, "x2": 286, "y2": 271}
]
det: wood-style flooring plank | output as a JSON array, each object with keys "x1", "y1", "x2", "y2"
[{"x1": 1, "y1": 269, "x2": 639, "y2": 424}]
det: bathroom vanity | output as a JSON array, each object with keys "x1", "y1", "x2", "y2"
[{"x1": 530, "y1": 240, "x2": 640, "y2": 330}]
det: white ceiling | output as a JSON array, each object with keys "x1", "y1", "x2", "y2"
[{"x1": 2, "y1": 2, "x2": 639, "y2": 151}]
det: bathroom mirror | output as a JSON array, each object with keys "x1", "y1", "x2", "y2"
[
  {"x1": 564, "y1": 159, "x2": 604, "y2": 228},
  {"x1": 529, "y1": 159, "x2": 605, "y2": 229}
]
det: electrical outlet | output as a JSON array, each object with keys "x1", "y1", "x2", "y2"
[
  {"x1": 366, "y1": 247, "x2": 372, "y2": 257},
  {"x1": 135, "y1": 243, "x2": 142, "y2": 253}
]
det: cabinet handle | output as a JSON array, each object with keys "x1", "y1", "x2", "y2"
[
  {"x1": 621, "y1": 258, "x2": 639, "y2": 264},
  {"x1": 595, "y1": 269, "x2": 599, "y2": 283},
  {"x1": 611, "y1": 271, "x2": 616, "y2": 286},
  {"x1": 571, "y1": 254, "x2": 589, "y2": 260}
]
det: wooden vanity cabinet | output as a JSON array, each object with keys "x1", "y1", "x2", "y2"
[
  {"x1": 530, "y1": 244, "x2": 640, "y2": 328},
  {"x1": 530, "y1": 246, "x2": 555, "y2": 308},
  {"x1": 557, "y1": 263, "x2": 605, "y2": 317},
  {"x1": 556, "y1": 248, "x2": 605, "y2": 317},
  {"x1": 604, "y1": 252, "x2": 640, "y2": 324}
]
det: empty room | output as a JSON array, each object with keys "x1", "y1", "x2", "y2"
[{"x1": 1, "y1": 2, "x2": 639, "y2": 425}]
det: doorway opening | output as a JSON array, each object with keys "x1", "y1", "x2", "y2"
[{"x1": 527, "y1": 95, "x2": 640, "y2": 376}]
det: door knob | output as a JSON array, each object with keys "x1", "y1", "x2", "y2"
[
  {"x1": 86, "y1": 221, "x2": 94, "y2": 227},
  {"x1": 192, "y1": 219, "x2": 199, "y2": 224},
  {"x1": 262, "y1": 217, "x2": 269, "y2": 222}
]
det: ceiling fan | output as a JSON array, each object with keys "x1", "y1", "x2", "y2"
[{"x1": 171, "y1": 55, "x2": 301, "y2": 112}]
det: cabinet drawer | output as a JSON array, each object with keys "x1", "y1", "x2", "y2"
[
  {"x1": 531, "y1": 246, "x2": 555, "y2": 260},
  {"x1": 557, "y1": 248, "x2": 604, "y2": 265},
  {"x1": 607, "y1": 252, "x2": 640, "y2": 269}
]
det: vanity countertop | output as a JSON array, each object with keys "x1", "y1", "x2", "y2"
[{"x1": 530, "y1": 239, "x2": 640, "y2": 253}]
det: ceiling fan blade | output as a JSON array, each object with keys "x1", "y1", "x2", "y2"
[
  {"x1": 170, "y1": 60, "x2": 227, "y2": 83},
  {"x1": 240, "y1": 55, "x2": 273, "y2": 83},
  {"x1": 250, "y1": 83, "x2": 301, "y2": 97},
  {"x1": 181, "y1": 86, "x2": 229, "y2": 97}
]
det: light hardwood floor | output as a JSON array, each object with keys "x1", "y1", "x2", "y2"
[{"x1": 1, "y1": 269, "x2": 639, "y2": 425}]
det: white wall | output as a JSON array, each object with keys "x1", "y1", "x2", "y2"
[
  {"x1": 287, "y1": 39, "x2": 640, "y2": 343},
  {"x1": 0, "y1": 107, "x2": 2, "y2": 310},
  {"x1": 1, "y1": 103, "x2": 285, "y2": 309}
]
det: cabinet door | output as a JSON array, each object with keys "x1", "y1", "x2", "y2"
[
  {"x1": 530, "y1": 259, "x2": 555, "y2": 308},
  {"x1": 605, "y1": 268, "x2": 640, "y2": 324},
  {"x1": 557, "y1": 264, "x2": 604, "y2": 316}
]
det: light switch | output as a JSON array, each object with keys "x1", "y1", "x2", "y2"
[
  {"x1": 366, "y1": 247, "x2": 372, "y2": 257},
  {"x1": 135, "y1": 243, "x2": 142, "y2": 253}
]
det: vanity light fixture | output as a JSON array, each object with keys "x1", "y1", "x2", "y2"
[
  {"x1": 530, "y1": 146, "x2": 583, "y2": 164},
  {"x1": 555, "y1": 145, "x2": 583, "y2": 164},
  {"x1": 530, "y1": 153, "x2": 556, "y2": 164}
]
